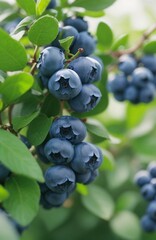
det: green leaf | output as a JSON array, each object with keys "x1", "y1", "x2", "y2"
[
  {"x1": 41, "y1": 94, "x2": 60, "y2": 117},
  {"x1": 36, "y1": 0, "x2": 51, "y2": 15},
  {"x1": 12, "y1": 111, "x2": 39, "y2": 131},
  {"x1": 110, "y1": 211, "x2": 141, "y2": 240},
  {"x1": 0, "y1": 29, "x2": 27, "y2": 71},
  {"x1": 97, "y1": 22, "x2": 113, "y2": 49},
  {"x1": 28, "y1": 15, "x2": 59, "y2": 46},
  {"x1": 27, "y1": 113, "x2": 51, "y2": 146},
  {"x1": 0, "y1": 73, "x2": 34, "y2": 107},
  {"x1": 100, "y1": 149, "x2": 115, "y2": 171},
  {"x1": 39, "y1": 207, "x2": 71, "y2": 231},
  {"x1": 16, "y1": 0, "x2": 36, "y2": 15},
  {"x1": 0, "y1": 185, "x2": 9, "y2": 203},
  {"x1": 59, "y1": 36, "x2": 74, "y2": 52},
  {"x1": 3, "y1": 176, "x2": 40, "y2": 226},
  {"x1": 112, "y1": 34, "x2": 129, "y2": 51},
  {"x1": 0, "y1": 129, "x2": 44, "y2": 182},
  {"x1": 78, "y1": 10, "x2": 105, "y2": 18},
  {"x1": 0, "y1": 211, "x2": 19, "y2": 240},
  {"x1": 86, "y1": 119, "x2": 110, "y2": 140},
  {"x1": 81, "y1": 185, "x2": 114, "y2": 220},
  {"x1": 71, "y1": 0, "x2": 116, "y2": 11},
  {"x1": 77, "y1": 184, "x2": 88, "y2": 196},
  {"x1": 116, "y1": 191, "x2": 140, "y2": 212},
  {"x1": 143, "y1": 40, "x2": 156, "y2": 54}
]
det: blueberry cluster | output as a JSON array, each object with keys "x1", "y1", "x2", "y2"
[
  {"x1": 134, "y1": 162, "x2": 156, "y2": 232},
  {"x1": 38, "y1": 48, "x2": 102, "y2": 113},
  {"x1": 51, "y1": 16, "x2": 96, "y2": 56},
  {"x1": 37, "y1": 116, "x2": 103, "y2": 209},
  {"x1": 108, "y1": 54, "x2": 156, "y2": 104}
]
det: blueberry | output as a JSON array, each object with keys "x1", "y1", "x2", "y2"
[
  {"x1": 45, "y1": 165, "x2": 76, "y2": 193},
  {"x1": 47, "y1": 0, "x2": 57, "y2": 9},
  {"x1": 118, "y1": 55, "x2": 137, "y2": 75},
  {"x1": 141, "y1": 183, "x2": 155, "y2": 201},
  {"x1": 44, "y1": 138, "x2": 74, "y2": 164},
  {"x1": 68, "y1": 84, "x2": 101, "y2": 113},
  {"x1": 70, "y1": 32, "x2": 96, "y2": 56},
  {"x1": 48, "y1": 69, "x2": 82, "y2": 100},
  {"x1": 113, "y1": 92, "x2": 125, "y2": 102},
  {"x1": 139, "y1": 83, "x2": 155, "y2": 103},
  {"x1": 148, "y1": 162, "x2": 156, "y2": 178},
  {"x1": 134, "y1": 170, "x2": 151, "y2": 187},
  {"x1": 107, "y1": 74, "x2": 128, "y2": 93},
  {"x1": 71, "y1": 143, "x2": 103, "y2": 173},
  {"x1": 0, "y1": 164, "x2": 10, "y2": 183},
  {"x1": 147, "y1": 201, "x2": 156, "y2": 220},
  {"x1": 132, "y1": 67, "x2": 154, "y2": 88},
  {"x1": 20, "y1": 135, "x2": 31, "y2": 149},
  {"x1": 50, "y1": 116, "x2": 87, "y2": 144},
  {"x1": 75, "y1": 169, "x2": 99, "y2": 184},
  {"x1": 61, "y1": 26, "x2": 79, "y2": 44},
  {"x1": 38, "y1": 73, "x2": 49, "y2": 89},
  {"x1": 36, "y1": 144, "x2": 50, "y2": 164},
  {"x1": 44, "y1": 191, "x2": 67, "y2": 207},
  {"x1": 141, "y1": 215, "x2": 156, "y2": 232},
  {"x1": 141, "y1": 55, "x2": 156, "y2": 73},
  {"x1": 64, "y1": 17, "x2": 88, "y2": 32},
  {"x1": 124, "y1": 85, "x2": 139, "y2": 103},
  {"x1": 151, "y1": 178, "x2": 156, "y2": 190},
  {"x1": 68, "y1": 57, "x2": 102, "y2": 84},
  {"x1": 90, "y1": 56, "x2": 104, "y2": 71},
  {"x1": 38, "y1": 47, "x2": 65, "y2": 77}
]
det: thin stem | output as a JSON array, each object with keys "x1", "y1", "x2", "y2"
[
  {"x1": 30, "y1": 62, "x2": 37, "y2": 75},
  {"x1": 8, "y1": 105, "x2": 14, "y2": 126},
  {"x1": 65, "y1": 48, "x2": 84, "y2": 67},
  {"x1": 0, "y1": 113, "x2": 3, "y2": 126},
  {"x1": 30, "y1": 46, "x2": 39, "y2": 75},
  {"x1": 111, "y1": 22, "x2": 156, "y2": 58}
]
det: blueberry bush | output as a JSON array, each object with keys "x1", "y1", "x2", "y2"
[{"x1": 0, "y1": 0, "x2": 156, "y2": 239}]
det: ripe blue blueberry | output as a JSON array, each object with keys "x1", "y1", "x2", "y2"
[
  {"x1": 114, "y1": 92, "x2": 125, "y2": 102},
  {"x1": 90, "y1": 56, "x2": 104, "y2": 71},
  {"x1": 107, "y1": 74, "x2": 128, "y2": 93},
  {"x1": 64, "y1": 17, "x2": 88, "y2": 32},
  {"x1": 132, "y1": 67, "x2": 154, "y2": 88},
  {"x1": 148, "y1": 162, "x2": 156, "y2": 178},
  {"x1": 134, "y1": 170, "x2": 151, "y2": 187},
  {"x1": 44, "y1": 138, "x2": 74, "y2": 164},
  {"x1": 118, "y1": 55, "x2": 137, "y2": 75},
  {"x1": 151, "y1": 178, "x2": 156, "y2": 190},
  {"x1": 48, "y1": 69, "x2": 82, "y2": 100},
  {"x1": 141, "y1": 55, "x2": 156, "y2": 73},
  {"x1": 75, "y1": 169, "x2": 99, "y2": 184},
  {"x1": 0, "y1": 164, "x2": 10, "y2": 182},
  {"x1": 44, "y1": 190, "x2": 67, "y2": 207},
  {"x1": 70, "y1": 32, "x2": 96, "y2": 56},
  {"x1": 38, "y1": 73, "x2": 49, "y2": 89},
  {"x1": 71, "y1": 143, "x2": 103, "y2": 173},
  {"x1": 141, "y1": 183, "x2": 155, "y2": 201},
  {"x1": 38, "y1": 47, "x2": 65, "y2": 77},
  {"x1": 20, "y1": 135, "x2": 31, "y2": 149},
  {"x1": 47, "y1": 0, "x2": 56, "y2": 9},
  {"x1": 147, "y1": 201, "x2": 156, "y2": 220},
  {"x1": 50, "y1": 116, "x2": 87, "y2": 144},
  {"x1": 68, "y1": 84, "x2": 102, "y2": 113},
  {"x1": 139, "y1": 83, "x2": 155, "y2": 103},
  {"x1": 36, "y1": 144, "x2": 50, "y2": 164},
  {"x1": 141, "y1": 215, "x2": 156, "y2": 232},
  {"x1": 68, "y1": 57, "x2": 102, "y2": 84},
  {"x1": 124, "y1": 85, "x2": 139, "y2": 103},
  {"x1": 45, "y1": 165, "x2": 76, "y2": 193}
]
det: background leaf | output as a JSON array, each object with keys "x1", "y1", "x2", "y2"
[
  {"x1": 81, "y1": 185, "x2": 114, "y2": 220},
  {"x1": 36, "y1": 0, "x2": 51, "y2": 15},
  {"x1": 97, "y1": 22, "x2": 113, "y2": 49},
  {"x1": 71, "y1": 0, "x2": 116, "y2": 11},
  {"x1": 16, "y1": 0, "x2": 36, "y2": 15}
]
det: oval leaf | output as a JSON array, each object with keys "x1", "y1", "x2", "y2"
[
  {"x1": 0, "y1": 29, "x2": 27, "y2": 71},
  {"x1": 27, "y1": 113, "x2": 52, "y2": 146},
  {"x1": 97, "y1": 22, "x2": 113, "y2": 49},
  {"x1": 110, "y1": 211, "x2": 141, "y2": 240},
  {"x1": 71, "y1": 0, "x2": 116, "y2": 11},
  {"x1": 143, "y1": 40, "x2": 156, "y2": 54},
  {"x1": 0, "y1": 129, "x2": 44, "y2": 182},
  {"x1": 0, "y1": 73, "x2": 34, "y2": 107},
  {"x1": 3, "y1": 176, "x2": 40, "y2": 226},
  {"x1": 36, "y1": 0, "x2": 51, "y2": 15},
  {"x1": 81, "y1": 185, "x2": 114, "y2": 220},
  {"x1": 28, "y1": 15, "x2": 59, "y2": 46},
  {"x1": 0, "y1": 185, "x2": 9, "y2": 203},
  {"x1": 16, "y1": 0, "x2": 36, "y2": 15}
]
